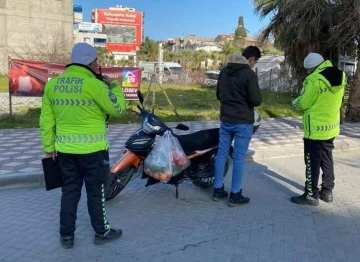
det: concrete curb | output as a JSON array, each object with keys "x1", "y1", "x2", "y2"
[
  {"x1": 1, "y1": 143, "x2": 360, "y2": 190},
  {"x1": 0, "y1": 172, "x2": 44, "y2": 189},
  {"x1": 247, "y1": 139, "x2": 360, "y2": 161}
]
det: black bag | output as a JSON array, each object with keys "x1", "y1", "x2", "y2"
[{"x1": 41, "y1": 157, "x2": 63, "y2": 191}]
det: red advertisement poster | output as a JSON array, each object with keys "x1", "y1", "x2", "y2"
[
  {"x1": 8, "y1": 59, "x2": 141, "y2": 100},
  {"x1": 93, "y1": 9, "x2": 143, "y2": 53}
]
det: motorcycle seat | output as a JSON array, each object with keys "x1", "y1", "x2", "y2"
[{"x1": 175, "y1": 128, "x2": 220, "y2": 155}]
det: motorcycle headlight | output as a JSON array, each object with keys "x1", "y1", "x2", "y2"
[{"x1": 142, "y1": 117, "x2": 161, "y2": 134}]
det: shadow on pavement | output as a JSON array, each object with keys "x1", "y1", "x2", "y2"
[{"x1": 2, "y1": 151, "x2": 360, "y2": 262}]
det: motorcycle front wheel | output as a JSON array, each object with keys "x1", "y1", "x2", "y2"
[
  {"x1": 104, "y1": 167, "x2": 137, "y2": 201},
  {"x1": 191, "y1": 156, "x2": 230, "y2": 188}
]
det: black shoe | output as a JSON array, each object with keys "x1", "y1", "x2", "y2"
[
  {"x1": 319, "y1": 189, "x2": 333, "y2": 203},
  {"x1": 228, "y1": 190, "x2": 249, "y2": 207},
  {"x1": 212, "y1": 185, "x2": 228, "y2": 201},
  {"x1": 291, "y1": 193, "x2": 319, "y2": 206},
  {"x1": 60, "y1": 235, "x2": 74, "y2": 249},
  {"x1": 94, "y1": 228, "x2": 123, "y2": 245}
]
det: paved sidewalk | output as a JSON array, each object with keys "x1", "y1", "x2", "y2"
[
  {"x1": 0, "y1": 117, "x2": 360, "y2": 188},
  {"x1": 1, "y1": 150, "x2": 360, "y2": 262}
]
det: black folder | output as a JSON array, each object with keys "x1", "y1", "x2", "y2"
[{"x1": 41, "y1": 157, "x2": 63, "y2": 191}]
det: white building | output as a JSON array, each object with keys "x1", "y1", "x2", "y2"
[
  {"x1": 184, "y1": 39, "x2": 221, "y2": 53},
  {"x1": 186, "y1": 41, "x2": 221, "y2": 52},
  {"x1": 74, "y1": 32, "x2": 107, "y2": 48},
  {"x1": 73, "y1": 22, "x2": 107, "y2": 48}
]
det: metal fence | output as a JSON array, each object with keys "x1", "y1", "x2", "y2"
[
  {"x1": 0, "y1": 68, "x2": 297, "y2": 127},
  {"x1": 136, "y1": 69, "x2": 297, "y2": 119},
  {"x1": 256, "y1": 68, "x2": 298, "y2": 93}
]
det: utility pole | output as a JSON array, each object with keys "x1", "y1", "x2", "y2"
[
  {"x1": 143, "y1": 41, "x2": 179, "y2": 116},
  {"x1": 158, "y1": 42, "x2": 163, "y2": 84}
]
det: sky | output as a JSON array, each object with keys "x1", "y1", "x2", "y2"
[{"x1": 73, "y1": 0, "x2": 271, "y2": 41}]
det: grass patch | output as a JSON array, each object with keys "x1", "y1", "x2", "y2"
[
  {"x1": 258, "y1": 89, "x2": 302, "y2": 118},
  {"x1": 0, "y1": 108, "x2": 41, "y2": 129},
  {"x1": 0, "y1": 75, "x2": 8, "y2": 93},
  {"x1": 0, "y1": 83, "x2": 302, "y2": 129}
]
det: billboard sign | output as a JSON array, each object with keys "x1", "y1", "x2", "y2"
[
  {"x1": 8, "y1": 59, "x2": 141, "y2": 100},
  {"x1": 73, "y1": 5, "x2": 83, "y2": 24},
  {"x1": 78, "y1": 22, "x2": 102, "y2": 33},
  {"x1": 93, "y1": 9, "x2": 143, "y2": 53}
]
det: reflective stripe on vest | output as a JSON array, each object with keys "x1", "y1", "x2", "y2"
[
  {"x1": 56, "y1": 134, "x2": 106, "y2": 143},
  {"x1": 107, "y1": 91, "x2": 123, "y2": 115},
  {"x1": 50, "y1": 99, "x2": 96, "y2": 106},
  {"x1": 316, "y1": 122, "x2": 340, "y2": 132}
]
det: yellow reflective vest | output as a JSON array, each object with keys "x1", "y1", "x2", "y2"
[
  {"x1": 40, "y1": 64, "x2": 126, "y2": 154},
  {"x1": 292, "y1": 60, "x2": 346, "y2": 140}
]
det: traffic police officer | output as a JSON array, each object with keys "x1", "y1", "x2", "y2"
[
  {"x1": 291, "y1": 52, "x2": 346, "y2": 206},
  {"x1": 40, "y1": 43, "x2": 126, "y2": 248}
]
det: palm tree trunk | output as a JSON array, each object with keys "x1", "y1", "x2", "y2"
[{"x1": 346, "y1": 58, "x2": 360, "y2": 121}]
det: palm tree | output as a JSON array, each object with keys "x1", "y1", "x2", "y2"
[
  {"x1": 253, "y1": 0, "x2": 360, "y2": 119},
  {"x1": 137, "y1": 37, "x2": 158, "y2": 61},
  {"x1": 193, "y1": 51, "x2": 208, "y2": 71},
  {"x1": 220, "y1": 41, "x2": 237, "y2": 65},
  {"x1": 177, "y1": 50, "x2": 193, "y2": 71},
  {"x1": 253, "y1": 0, "x2": 348, "y2": 85},
  {"x1": 171, "y1": 51, "x2": 182, "y2": 64},
  {"x1": 210, "y1": 51, "x2": 221, "y2": 69},
  {"x1": 116, "y1": 59, "x2": 130, "y2": 67},
  {"x1": 163, "y1": 49, "x2": 177, "y2": 62},
  {"x1": 96, "y1": 47, "x2": 115, "y2": 66}
]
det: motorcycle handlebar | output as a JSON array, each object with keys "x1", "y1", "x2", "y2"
[{"x1": 136, "y1": 105, "x2": 189, "y2": 134}]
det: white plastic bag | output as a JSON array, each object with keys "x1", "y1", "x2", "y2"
[{"x1": 144, "y1": 130, "x2": 190, "y2": 182}]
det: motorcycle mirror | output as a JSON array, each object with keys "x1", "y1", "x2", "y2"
[
  {"x1": 175, "y1": 123, "x2": 189, "y2": 131},
  {"x1": 137, "y1": 91, "x2": 144, "y2": 105}
]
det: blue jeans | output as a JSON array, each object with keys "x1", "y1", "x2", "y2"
[{"x1": 214, "y1": 122, "x2": 253, "y2": 193}]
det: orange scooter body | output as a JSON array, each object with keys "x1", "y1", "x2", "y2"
[
  {"x1": 110, "y1": 150, "x2": 142, "y2": 174},
  {"x1": 110, "y1": 147, "x2": 214, "y2": 175}
]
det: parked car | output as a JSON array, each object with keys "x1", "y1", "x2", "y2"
[
  {"x1": 203, "y1": 70, "x2": 220, "y2": 87},
  {"x1": 139, "y1": 61, "x2": 185, "y2": 83}
]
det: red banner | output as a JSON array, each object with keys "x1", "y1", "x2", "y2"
[
  {"x1": 93, "y1": 9, "x2": 143, "y2": 53},
  {"x1": 8, "y1": 59, "x2": 141, "y2": 100}
]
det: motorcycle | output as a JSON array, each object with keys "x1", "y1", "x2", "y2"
[{"x1": 104, "y1": 91, "x2": 261, "y2": 201}]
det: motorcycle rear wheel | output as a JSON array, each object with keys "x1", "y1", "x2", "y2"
[
  {"x1": 104, "y1": 167, "x2": 136, "y2": 201},
  {"x1": 191, "y1": 156, "x2": 230, "y2": 188}
]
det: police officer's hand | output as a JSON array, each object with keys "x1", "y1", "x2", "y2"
[
  {"x1": 102, "y1": 76, "x2": 116, "y2": 86},
  {"x1": 45, "y1": 152, "x2": 56, "y2": 161}
]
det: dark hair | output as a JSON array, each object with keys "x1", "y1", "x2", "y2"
[{"x1": 242, "y1": 46, "x2": 261, "y2": 60}]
